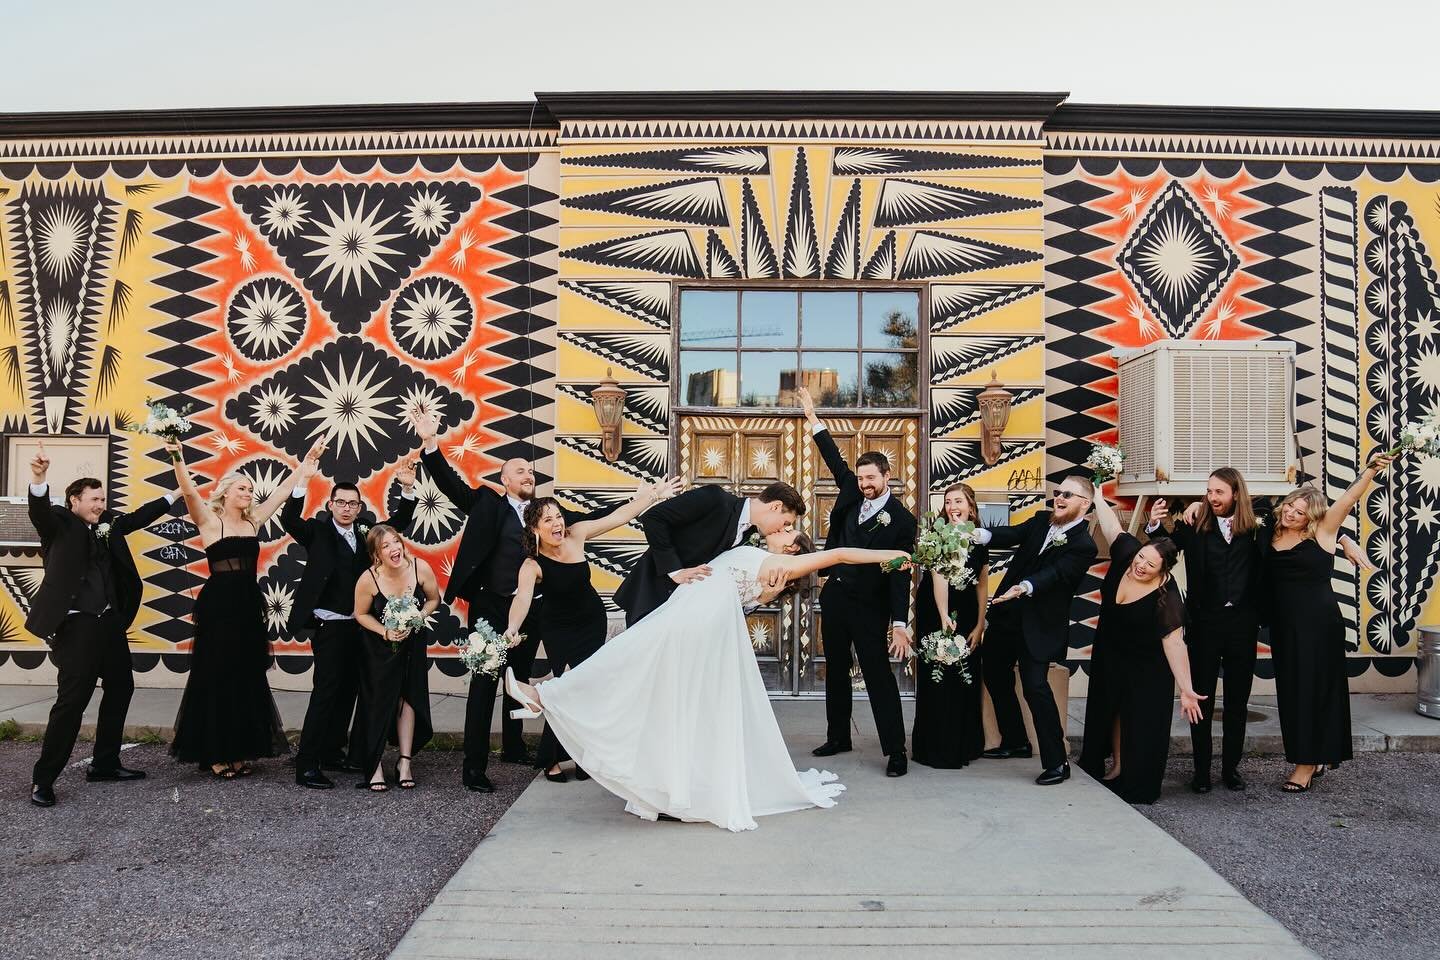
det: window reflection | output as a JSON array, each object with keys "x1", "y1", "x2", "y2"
[
  {"x1": 863, "y1": 291, "x2": 919, "y2": 349},
  {"x1": 681, "y1": 351, "x2": 737, "y2": 407},
  {"x1": 679, "y1": 290, "x2": 737, "y2": 346},
  {"x1": 741, "y1": 352, "x2": 798, "y2": 407},
  {"x1": 800, "y1": 291, "x2": 856, "y2": 348},
  {"x1": 742, "y1": 291, "x2": 797, "y2": 348}
]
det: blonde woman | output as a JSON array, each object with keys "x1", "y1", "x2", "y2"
[
  {"x1": 1266, "y1": 453, "x2": 1392, "y2": 793},
  {"x1": 352, "y1": 525, "x2": 440, "y2": 792},
  {"x1": 169, "y1": 438, "x2": 321, "y2": 778},
  {"x1": 910, "y1": 483, "x2": 989, "y2": 769}
]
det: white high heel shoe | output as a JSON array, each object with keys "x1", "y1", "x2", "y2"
[{"x1": 505, "y1": 667, "x2": 542, "y2": 719}]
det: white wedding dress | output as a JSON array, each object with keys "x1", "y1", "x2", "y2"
[{"x1": 537, "y1": 545, "x2": 845, "y2": 832}]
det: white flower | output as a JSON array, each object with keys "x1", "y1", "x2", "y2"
[
  {"x1": 95, "y1": 522, "x2": 111, "y2": 541},
  {"x1": 1044, "y1": 533, "x2": 1068, "y2": 551},
  {"x1": 874, "y1": 512, "x2": 891, "y2": 527},
  {"x1": 356, "y1": 523, "x2": 369, "y2": 536}
]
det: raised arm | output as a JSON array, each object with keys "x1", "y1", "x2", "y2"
[
  {"x1": 379, "y1": 458, "x2": 419, "y2": 534},
  {"x1": 636, "y1": 486, "x2": 726, "y2": 579},
  {"x1": 504, "y1": 559, "x2": 541, "y2": 642},
  {"x1": 26, "y1": 442, "x2": 61, "y2": 541},
  {"x1": 798, "y1": 386, "x2": 854, "y2": 487},
  {"x1": 171, "y1": 442, "x2": 219, "y2": 538},
  {"x1": 982, "y1": 514, "x2": 1039, "y2": 551},
  {"x1": 1319, "y1": 453, "x2": 1393, "y2": 545},
  {"x1": 250, "y1": 438, "x2": 324, "y2": 529},
  {"x1": 1091, "y1": 494, "x2": 1124, "y2": 548},
  {"x1": 568, "y1": 477, "x2": 682, "y2": 543},
  {"x1": 411, "y1": 410, "x2": 481, "y2": 512},
  {"x1": 767, "y1": 546, "x2": 910, "y2": 581}
]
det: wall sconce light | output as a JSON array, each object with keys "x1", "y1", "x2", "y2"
[
  {"x1": 977, "y1": 370, "x2": 1014, "y2": 466},
  {"x1": 591, "y1": 368, "x2": 626, "y2": 463}
]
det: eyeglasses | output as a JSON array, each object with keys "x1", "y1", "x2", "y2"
[
  {"x1": 331, "y1": 499, "x2": 362, "y2": 509},
  {"x1": 1053, "y1": 490, "x2": 1090, "y2": 502}
]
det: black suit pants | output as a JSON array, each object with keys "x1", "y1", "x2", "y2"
[
  {"x1": 464, "y1": 591, "x2": 540, "y2": 774},
  {"x1": 981, "y1": 619, "x2": 1068, "y2": 770},
  {"x1": 296, "y1": 619, "x2": 365, "y2": 768},
  {"x1": 33, "y1": 611, "x2": 133, "y2": 787},
  {"x1": 1187, "y1": 605, "x2": 1259, "y2": 776},
  {"x1": 820, "y1": 585, "x2": 905, "y2": 756}
]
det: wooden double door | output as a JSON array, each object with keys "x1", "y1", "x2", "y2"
[{"x1": 677, "y1": 414, "x2": 922, "y2": 697}]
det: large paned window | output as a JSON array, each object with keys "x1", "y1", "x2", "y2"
[{"x1": 677, "y1": 288, "x2": 920, "y2": 409}]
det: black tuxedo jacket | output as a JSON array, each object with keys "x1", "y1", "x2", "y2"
[
  {"x1": 813, "y1": 428, "x2": 917, "y2": 623},
  {"x1": 614, "y1": 484, "x2": 745, "y2": 623},
  {"x1": 280, "y1": 492, "x2": 415, "y2": 630},
  {"x1": 986, "y1": 511, "x2": 1098, "y2": 663},
  {"x1": 1164, "y1": 497, "x2": 1271, "y2": 616},
  {"x1": 421, "y1": 447, "x2": 610, "y2": 606},
  {"x1": 26, "y1": 487, "x2": 173, "y2": 639}
]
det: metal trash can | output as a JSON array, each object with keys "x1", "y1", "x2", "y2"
[{"x1": 1419, "y1": 627, "x2": 1440, "y2": 719}]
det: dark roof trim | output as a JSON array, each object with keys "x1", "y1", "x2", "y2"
[
  {"x1": 536, "y1": 91, "x2": 1070, "y2": 121},
  {"x1": 0, "y1": 101, "x2": 558, "y2": 138},
  {"x1": 1052, "y1": 102, "x2": 1440, "y2": 139}
]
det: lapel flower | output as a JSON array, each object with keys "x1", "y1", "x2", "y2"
[
  {"x1": 745, "y1": 530, "x2": 765, "y2": 548},
  {"x1": 1256, "y1": 516, "x2": 1266, "y2": 528},
  {"x1": 1043, "y1": 533, "x2": 1068, "y2": 552},
  {"x1": 356, "y1": 523, "x2": 369, "y2": 537},
  {"x1": 870, "y1": 511, "x2": 891, "y2": 530},
  {"x1": 95, "y1": 522, "x2": 112, "y2": 542}
]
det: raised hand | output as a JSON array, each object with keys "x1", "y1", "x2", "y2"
[
  {"x1": 638, "y1": 476, "x2": 682, "y2": 503},
  {"x1": 796, "y1": 386, "x2": 818, "y2": 424},
  {"x1": 1149, "y1": 498, "x2": 1169, "y2": 527},
  {"x1": 409, "y1": 410, "x2": 440, "y2": 444},
  {"x1": 1182, "y1": 500, "x2": 1203, "y2": 525},
  {"x1": 397, "y1": 457, "x2": 418, "y2": 491},
  {"x1": 30, "y1": 441, "x2": 50, "y2": 483},
  {"x1": 1367, "y1": 452, "x2": 1395, "y2": 473}
]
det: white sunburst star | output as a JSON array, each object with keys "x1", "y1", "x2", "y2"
[
  {"x1": 702, "y1": 444, "x2": 726, "y2": 472},
  {"x1": 1412, "y1": 310, "x2": 1440, "y2": 341},
  {"x1": 234, "y1": 232, "x2": 257, "y2": 272},
  {"x1": 1201, "y1": 184, "x2": 1231, "y2": 220},
  {"x1": 398, "y1": 384, "x2": 446, "y2": 425},
  {"x1": 262, "y1": 582, "x2": 294, "y2": 634},
  {"x1": 231, "y1": 283, "x2": 304, "y2": 359},
  {"x1": 221, "y1": 353, "x2": 242, "y2": 383},
  {"x1": 451, "y1": 348, "x2": 481, "y2": 384},
  {"x1": 209, "y1": 432, "x2": 245, "y2": 455},
  {"x1": 448, "y1": 433, "x2": 483, "y2": 460},
  {"x1": 1407, "y1": 348, "x2": 1440, "y2": 394},
  {"x1": 37, "y1": 204, "x2": 88, "y2": 282},
  {"x1": 304, "y1": 192, "x2": 405, "y2": 295},
  {"x1": 748, "y1": 620, "x2": 770, "y2": 650},
  {"x1": 395, "y1": 281, "x2": 468, "y2": 356},
  {"x1": 404, "y1": 189, "x2": 452, "y2": 239},
  {"x1": 301, "y1": 354, "x2": 395, "y2": 460},
  {"x1": 1135, "y1": 210, "x2": 1216, "y2": 304},
  {"x1": 261, "y1": 189, "x2": 309, "y2": 239},
  {"x1": 41, "y1": 296, "x2": 77, "y2": 387},
  {"x1": 250, "y1": 383, "x2": 298, "y2": 436},
  {"x1": 409, "y1": 475, "x2": 461, "y2": 542},
  {"x1": 750, "y1": 445, "x2": 775, "y2": 472},
  {"x1": 449, "y1": 229, "x2": 476, "y2": 270}
]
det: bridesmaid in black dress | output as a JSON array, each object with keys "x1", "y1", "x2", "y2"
[
  {"x1": 352, "y1": 525, "x2": 439, "y2": 792},
  {"x1": 910, "y1": 483, "x2": 989, "y2": 769},
  {"x1": 1078, "y1": 493, "x2": 1205, "y2": 804},
  {"x1": 1265, "y1": 453, "x2": 1392, "y2": 793},
  {"x1": 169, "y1": 439, "x2": 320, "y2": 778},
  {"x1": 504, "y1": 478, "x2": 682, "y2": 782}
]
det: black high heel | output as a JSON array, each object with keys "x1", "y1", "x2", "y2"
[{"x1": 396, "y1": 754, "x2": 416, "y2": 790}]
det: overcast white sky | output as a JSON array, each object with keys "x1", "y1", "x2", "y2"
[{"x1": 5, "y1": 0, "x2": 1436, "y2": 114}]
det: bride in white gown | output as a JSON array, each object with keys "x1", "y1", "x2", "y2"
[{"x1": 505, "y1": 533, "x2": 909, "y2": 832}]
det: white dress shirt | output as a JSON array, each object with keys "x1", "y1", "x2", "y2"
[{"x1": 972, "y1": 515, "x2": 1087, "y2": 596}]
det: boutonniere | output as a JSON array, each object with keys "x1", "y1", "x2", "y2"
[
  {"x1": 356, "y1": 523, "x2": 369, "y2": 536},
  {"x1": 1043, "y1": 533, "x2": 1068, "y2": 551},
  {"x1": 1256, "y1": 516, "x2": 1266, "y2": 528},
  {"x1": 745, "y1": 531, "x2": 765, "y2": 548},
  {"x1": 95, "y1": 522, "x2": 112, "y2": 542},
  {"x1": 869, "y1": 511, "x2": 892, "y2": 530}
]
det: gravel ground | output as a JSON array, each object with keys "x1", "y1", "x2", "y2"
[
  {"x1": 1138, "y1": 753, "x2": 1440, "y2": 960},
  {"x1": 0, "y1": 741, "x2": 533, "y2": 960}
]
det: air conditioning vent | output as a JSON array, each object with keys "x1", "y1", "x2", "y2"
[{"x1": 1116, "y1": 341, "x2": 1297, "y2": 495}]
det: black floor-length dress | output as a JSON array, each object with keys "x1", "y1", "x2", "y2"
[
  {"x1": 534, "y1": 551, "x2": 608, "y2": 768},
  {"x1": 1265, "y1": 537, "x2": 1353, "y2": 766},
  {"x1": 910, "y1": 543, "x2": 988, "y2": 769},
  {"x1": 354, "y1": 562, "x2": 433, "y2": 778},
  {"x1": 1078, "y1": 533, "x2": 1186, "y2": 804},
  {"x1": 171, "y1": 533, "x2": 288, "y2": 764}
]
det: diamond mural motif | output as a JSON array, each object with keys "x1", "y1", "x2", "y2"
[
  {"x1": 226, "y1": 335, "x2": 474, "y2": 480},
  {"x1": 1117, "y1": 180, "x2": 1240, "y2": 339}
]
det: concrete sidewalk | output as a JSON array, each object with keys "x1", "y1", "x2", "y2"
[
  {"x1": 387, "y1": 701, "x2": 1311, "y2": 959},
  {"x1": 2, "y1": 682, "x2": 1435, "y2": 755}
]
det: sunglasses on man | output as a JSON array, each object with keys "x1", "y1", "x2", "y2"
[{"x1": 1053, "y1": 489, "x2": 1090, "y2": 502}]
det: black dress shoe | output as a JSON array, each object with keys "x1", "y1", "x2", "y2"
[
  {"x1": 500, "y1": 750, "x2": 535, "y2": 766},
  {"x1": 545, "y1": 768, "x2": 569, "y2": 783},
  {"x1": 886, "y1": 753, "x2": 908, "y2": 778},
  {"x1": 86, "y1": 764, "x2": 146, "y2": 782},
  {"x1": 1190, "y1": 775, "x2": 1213, "y2": 794},
  {"x1": 981, "y1": 746, "x2": 1033, "y2": 760},
  {"x1": 1035, "y1": 763, "x2": 1071, "y2": 786},
  {"x1": 1222, "y1": 770, "x2": 1247, "y2": 792},
  {"x1": 811, "y1": 741, "x2": 852, "y2": 757},
  {"x1": 31, "y1": 784, "x2": 56, "y2": 807},
  {"x1": 463, "y1": 772, "x2": 495, "y2": 793},
  {"x1": 574, "y1": 767, "x2": 590, "y2": 781},
  {"x1": 295, "y1": 768, "x2": 335, "y2": 789}
]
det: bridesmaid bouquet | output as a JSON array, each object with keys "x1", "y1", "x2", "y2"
[
  {"x1": 129, "y1": 397, "x2": 194, "y2": 461},
  {"x1": 1388, "y1": 412, "x2": 1440, "y2": 458},
  {"x1": 1084, "y1": 442, "x2": 1125, "y2": 484},
  {"x1": 381, "y1": 594, "x2": 433, "y2": 652},
  {"x1": 918, "y1": 624, "x2": 974, "y2": 685},
  {"x1": 457, "y1": 622, "x2": 508, "y2": 678},
  {"x1": 882, "y1": 513, "x2": 977, "y2": 589}
]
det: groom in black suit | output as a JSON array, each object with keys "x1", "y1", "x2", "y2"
[
  {"x1": 26, "y1": 443, "x2": 178, "y2": 807},
  {"x1": 974, "y1": 473, "x2": 1098, "y2": 785},
  {"x1": 799, "y1": 388, "x2": 918, "y2": 778},
  {"x1": 614, "y1": 481, "x2": 806, "y2": 627},
  {"x1": 283, "y1": 460, "x2": 416, "y2": 789}
]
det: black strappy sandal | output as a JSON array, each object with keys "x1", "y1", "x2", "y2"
[
  {"x1": 396, "y1": 755, "x2": 416, "y2": 790},
  {"x1": 1281, "y1": 780, "x2": 1310, "y2": 793}
]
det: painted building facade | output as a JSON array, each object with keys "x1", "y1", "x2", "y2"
[{"x1": 0, "y1": 93, "x2": 1429, "y2": 695}]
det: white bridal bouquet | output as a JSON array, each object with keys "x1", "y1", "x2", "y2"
[
  {"x1": 380, "y1": 593, "x2": 434, "y2": 652},
  {"x1": 130, "y1": 397, "x2": 194, "y2": 461},
  {"x1": 1085, "y1": 442, "x2": 1125, "y2": 484},
  {"x1": 457, "y1": 621, "x2": 510, "y2": 678},
  {"x1": 1389, "y1": 412, "x2": 1440, "y2": 458},
  {"x1": 918, "y1": 624, "x2": 974, "y2": 685},
  {"x1": 882, "y1": 513, "x2": 978, "y2": 589}
]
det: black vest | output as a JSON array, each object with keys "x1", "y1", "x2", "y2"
[
  {"x1": 317, "y1": 528, "x2": 369, "y2": 615},
  {"x1": 75, "y1": 533, "x2": 118, "y2": 615},
  {"x1": 479, "y1": 505, "x2": 527, "y2": 597},
  {"x1": 1199, "y1": 522, "x2": 1253, "y2": 611}
]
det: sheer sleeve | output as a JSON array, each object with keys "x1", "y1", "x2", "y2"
[{"x1": 1157, "y1": 583, "x2": 1186, "y2": 637}]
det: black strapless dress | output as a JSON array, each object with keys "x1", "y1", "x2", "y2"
[
  {"x1": 171, "y1": 535, "x2": 288, "y2": 764},
  {"x1": 353, "y1": 564, "x2": 433, "y2": 777}
]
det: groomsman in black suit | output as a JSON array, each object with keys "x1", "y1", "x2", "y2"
[
  {"x1": 411, "y1": 412, "x2": 616, "y2": 792},
  {"x1": 614, "y1": 480, "x2": 805, "y2": 627},
  {"x1": 972, "y1": 473, "x2": 1099, "y2": 785},
  {"x1": 283, "y1": 457, "x2": 416, "y2": 789},
  {"x1": 26, "y1": 442, "x2": 178, "y2": 807},
  {"x1": 799, "y1": 388, "x2": 918, "y2": 778}
]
